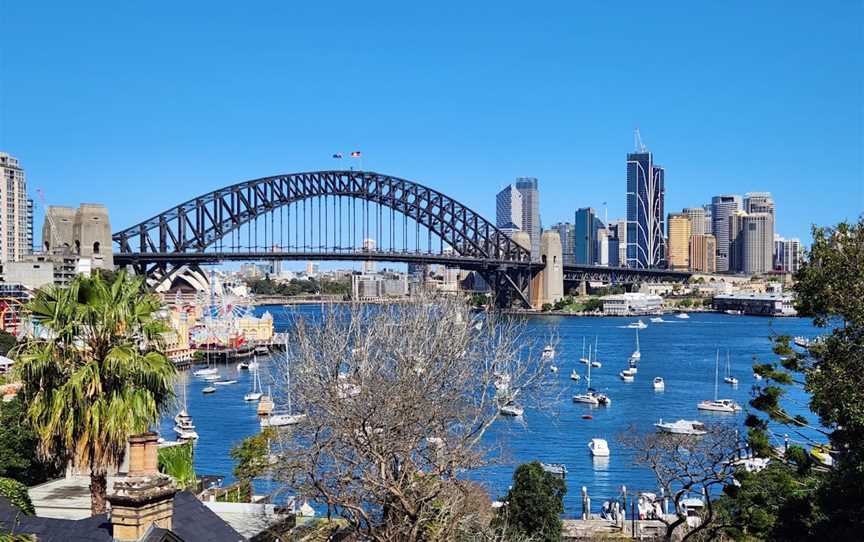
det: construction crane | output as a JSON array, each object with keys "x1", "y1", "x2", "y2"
[
  {"x1": 634, "y1": 128, "x2": 647, "y2": 153},
  {"x1": 36, "y1": 188, "x2": 59, "y2": 253}
]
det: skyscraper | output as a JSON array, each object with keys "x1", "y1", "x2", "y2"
[
  {"x1": 666, "y1": 213, "x2": 691, "y2": 271},
  {"x1": 362, "y1": 238, "x2": 376, "y2": 274},
  {"x1": 741, "y1": 213, "x2": 774, "y2": 275},
  {"x1": 0, "y1": 152, "x2": 34, "y2": 262},
  {"x1": 612, "y1": 218, "x2": 627, "y2": 266},
  {"x1": 683, "y1": 207, "x2": 706, "y2": 236},
  {"x1": 515, "y1": 177, "x2": 541, "y2": 260},
  {"x1": 689, "y1": 234, "x2": 716, "y2": 273},
  {"x1": 702, "y1": 204, "x2": 713, "y2": 235},
  {"x1": 495, "y1": 184, "x2": 523, "y2": 231},
  {"x1": 551, "y1": 222, "x2": 575, "y2": 265},
  {"x1": 744, "y1": 192, "x2": 775, "y2": 216},
  {"x1": 727, "y1": 210, "x2": 747, "y2": 273},
  {"x1": 711, "y1": 195, "x2": 743, "y2": 272},
  {"x1": 626, "y1": 149, "x2": 666, "y2": 268},
  {"x1": 774, "y1": 237, "x2": 803, "y2": 274},
  {"x1": 574, "y1": 207, "x2": 600, "y2": 265}
]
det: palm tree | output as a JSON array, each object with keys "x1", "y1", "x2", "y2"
[{"x1": 13, "y1": 270, "x2": 175, "y2": 515}]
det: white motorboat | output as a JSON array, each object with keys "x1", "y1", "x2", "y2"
[
  {"x1": 572, "y1": 393, "x2": 599, "y2": 405},
  {"x1": 214, "y1": 379, "x2": 237, "y2": 386},
  {"x1": 619, "y1": 368, "x2": 636, "y2": 381},
  {"x1": 588, "y1": 438, "x2": 610, "y2": 457},
  {"x1": 653, "y1": 377, "x2": 665, "y2": 390},
  {"x1": 650, "y1": 317, "x2": 666, "y2": 323},
  {"x1": 173, "y1": 383, "x2": 199, "y2": 440},
  {"x1": 697, "y1": 399, "x2": 741, "y2": 413},
  {"x1": 596, "y1": 392, "x2": 611, "y2": 406},
  {"x1": 725, "y1": 309, "x2": 743, "y2": 315},
  {"x1": 627, "y1": 319, "x2": 648, "y2": 330},
  {"x1": 261, "y1": 412, "x2": 306, "y2": 428},
  {"x1": 654, "y1": 419, "x2": 707, "y2": 436},
  {"x1": 723, "y1": 350, "x2": 738, "y2": 385},
  {"x1": 793, "y1": 336, "x2": 810, "y2": 348},
  {"x1": 697, "y1": 350, "x2": 741, "y2": 413},
  {"x1": 550, "y1": 364, "x2": 558, "y2": 373},
  {"x1": 542, "y1": 345, "x2": 556, "y2": 360},
  {"x1": 201, "y1": 374, "x2": 221, "y2": 381},
  {"x1": 236, "y1": 361, "x2": 250, "y2": 370},
  {"x1": 244, "y1": 364, "x2": 264, "y2": 402},
  {"x1": 675, "y1": 313, "x2": 690, "y2": 319},
  {"x1": 202, "y1": 386, "x2": 216, "y2": 394},
  {"x1": 570, "y1": 370, "x2": 580, "y2": 382},
  {"x1": 591, "y1": 361, "x2": 602, "y2": 368},
  {"x1": 630, "y1": 328, "x2": 641, "y2": 360},
  {"x1": 499, "y1": 403, "x2": 524, "y2": 417},
  {"x1": 753, "y1": 373, "x2": 763, "y2": 381},
  {"x1": 193, "y1": 367, "x2": 219, "y2": 377}
]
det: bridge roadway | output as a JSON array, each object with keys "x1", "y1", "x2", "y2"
[{"x1": 114, "y1": 249, "x2": 689, "y2": 285}]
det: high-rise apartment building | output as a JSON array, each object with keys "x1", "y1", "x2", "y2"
[
  {"x1": 626, "y1": 150, "x2": 666, "y2": 268},
  {"x1": 711, "y1": 195, "x2": 742, "y2": 272},
  {"x1": 727, "y1": 210, "x2": 747, "y2": 273},
  {"x1": 774, "y1": 236, "x2": 803, "y2": 274},
  {"x1": 666, "y1": 213, "x2": 691, "y2": 271},
  {"x1": 362, "y1": 238, "x2": 376, "y2": 274},
  {"x1": 574, "y1": 207, "x2": 603, "y2": 265},
  {"x1": 689, "y1": 234, "x2": 716, "y2": 273},
  {"x1": 515, "y1": 177, "x2": 541, "y2": 260},
  {"x1": 0, "y1": 153, "x2": 34, "y2": 262},
  {"x1": 495, "y1": 184, "x2": 523, "y2": 231},
  {"x1": 683, "y1": 207, "x2": 706, "y2": 236},
  {"x1": 551, "y1": 222, "x2": 575, "y2": 265},
  {"x1": 611, "y1": 218, "x2": 627, "y2": 266},
  {"x1": 702, "y1": 204, "x2": 713, "y2": 235},
  {"x1": 741, "y1": 213, "x2": 774, "y2": 275}
]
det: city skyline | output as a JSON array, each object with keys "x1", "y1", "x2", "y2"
[{"x1": 1, "y1": 3, "x2": 860, "y2": 258}]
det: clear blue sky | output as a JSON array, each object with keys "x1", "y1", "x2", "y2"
[{"x1": 1, "y1": 1, "x2": 861, "y2": 253}]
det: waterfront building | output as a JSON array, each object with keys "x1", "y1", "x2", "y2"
[
  {"x1": 666, "y1": 212, "x2": 691, "y2": 271},
  {"x1": 574, "y1": 207, "x2": 600, "y2": 265},
  {"x1": 689, "y1": 234, "x2": 717, "y2": 273},
  {"x1": 551, "y1": 222, "x2": 575, "y2": 265},
  {"x1": 741, "y1": 213, "x2": 775, "y2": 275},
  {"x1": 683, "y1": 207, "x2": 706, "y2": 236},
  {"x1": 601, "y1": 292, "x2": 663, "y2": 316},
  {"x1": 362, "y1": 238, "x2": 376, "y2": 274},
  {"x1": 0, "y1": 153, "x2": 34, "y2": 262},
  {"x1": 713, "y1": 292, "x2": 797, "y2": 316},
  {"x1": 711, "y1": 195, "x2": 743, "y2": 272},
  {"x1": 495, "y1": 184, "x2": 523, "y2": 233},
  {"x1": 626, "y1": 149, "x2": 666, "y2": 268},
  {"x1": 513, "y1": 177, "x2": 541, "y2": 260}
]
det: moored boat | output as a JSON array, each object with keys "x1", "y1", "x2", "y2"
[
  {"x1": 588, "y1": 438, "x2": 610, "y2": 457},
  {"x1": 654, "y1": 419, "x2": 707, "y2": 435},
  {"x1": 653, "y1": 376, "x2": 665, "y2": 390}
]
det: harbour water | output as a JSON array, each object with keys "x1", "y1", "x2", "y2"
[{"x1": 160, "y1": 305, "x2": 819, "y2": 516}]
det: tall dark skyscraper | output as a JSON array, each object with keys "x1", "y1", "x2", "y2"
[
  {"x1": 626, "y1": 145, "x2": 666, "y2": 268},
  {"x1": 515, "y1": 177, "x2": 541, "y2": 260}
]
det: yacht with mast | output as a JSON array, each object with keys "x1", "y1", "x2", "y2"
[
  {"x1": 579, "y1": 337, "x2": 590, "y2": 364},
  {"x1": 572, "y1": 345, "x2": 611, "y2": 406},
  {"x1": 697, "y1": 350, "x2": 742, "y2": 413},
  {"x1": 723, "y1": 350, "x2": 738, "y2": 385},
  {"x1": 244, "y1": 364, "x2": 264, "y2": 402},
  {"x1": 173, "y1": 380, "x2": 199, "y2": 441},
  {"x1": 629, "y1": 328, "x2": 641, "y2": 361},
  {"x1": 262, "y1": 337, "x2": 306, "y2": 428}
]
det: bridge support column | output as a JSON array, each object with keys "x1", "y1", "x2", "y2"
[{"x1": 530, "y1": 230, "x2": 564, "y2": 309}]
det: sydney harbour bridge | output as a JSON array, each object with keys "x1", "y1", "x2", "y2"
[{"x1": 112, "y1": 170, "x2": 689, "y2": 307}]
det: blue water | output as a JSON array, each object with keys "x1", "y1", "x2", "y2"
[{"x1": 160, "y1": 306, "x2": 819, "y2": 516}]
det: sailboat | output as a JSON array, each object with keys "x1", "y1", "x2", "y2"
[
  {"x1": 244, "y1": 364, "x2": 263, "y2": 402},
  {"x1": 697, "y1": 350, "x2": 741, "y2": 413},
  {"x1": 723, "y1": 350, "x2": 738, "y2": 385},
  {"x1": 579, "y1": 337, "x2": 590, "y2": 364},
  {"x1": 630, "y1": 328, "x2": 641, "y2": 361},
  {"x1": 261, "y1": 337, "x2": 306, "y2": 428},
  {"x1": 591, "y1": 336, "x2": 602, "y2": 368},
  {"x1": 173, "y1": 379, "x2": 199, "y2": 440},
  {"x1": 572, "y1": 345, "x2": 610, "y2": 406}
]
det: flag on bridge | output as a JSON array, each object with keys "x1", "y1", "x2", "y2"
[
  {"x1": 332, "y1": 153, "x2": 343, "y2": 159},
  {"x1": 350, "y1": 151, "x2": 362, "y2": 158}
]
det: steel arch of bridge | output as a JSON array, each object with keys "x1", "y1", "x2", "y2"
[{"x1": 113, "y1": 170, "x2": 532, "y2": 266}]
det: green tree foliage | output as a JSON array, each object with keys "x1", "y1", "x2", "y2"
[
  {"x1": 678, "y1": 298, "x2": 693, "y2": 308},
  {"x1": 0, "y1": 477, "x2": 34, "y2": 515},
  {"x1": 720, "y1": 218, "x2": 864, "y2": 540},
  {"x1": 582, "y1": 297, "x2": 603, "y2": 313},
  {"x1": 247, "y1": 277, "x2": 350, "y2": 297},
  {"x1": 0, "y1": 331, "x2": 17, "y2": 357},
  {"x1": 230, "y1": 427, "x2": 275, "y2": 484},
  {"x1": 494, "y1": 461, "x2": 566, "y2": 542},
  {"x1": 157, "y1": 441, "x2": 196, "y2": 490},
  {"x1": 0, "y1": 398, "x2": 59, "y2": 486},
  {"x1": 13, "y1": 271, "x2": 176, "y2": 515}
]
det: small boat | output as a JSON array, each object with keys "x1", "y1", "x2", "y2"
[
  {"x1": 193, "y1": 367, "x2": 219, "y2": 377},
  {"x1": 550, "y1": 364, "x2": 558, "y2": 373},
  {"x1": 244, "y1": 365, "x2": 264, "y2": 401},
  {"x1": 725, "y1": 309, "x2": 743, "y2": 315},
  {"x1": 654, "y1": 419, "x2": 707, "y2": 435},
  {"x1": 810, "y1": 445, "x2": 834, "y2": 467},
  {"x1": 202, "y1": 386, "x2": 216, "y2": 394},
  {"x1": 236, "y1": 361, "x2": 250, "y2": 370},
  {"x1": 573, "y1": 349, "x2": 610, "y2": 406},
  {"x1": 570, "y1": 370, "x2": 580, "y2": 382},
  {"x1": 653, "y1": 377, "x2": 665, "y2": 390},
  {"x1": 248, "y1": 356, "x2": 260, "y2": 371},
  {"x1": 542, "y1": 345, "x2": 556, "y2": 360},
  {"x1": 244, "y1": 392, "x2": 262, "y2": 401},
  {"x1": 540, "y1": 463, "x2": 568, "y2": 477},
  {"x1": 579, "y1": 337, "x2": 590, "y2": 364},
  {"x1": 201, "y1": 374, "x2": 221, "y2": 381},
  {"x1": 619, "y1": 368, "x2": 636, "y2": 381},
  {"x1": 499, "y1": 403, "x2": 524, "y2": 417},
  {"x1": 630, "y1": 328, "x2": 641, "y2": 360},
  {"x1": 793, "y1": 336, "x2": 810, "y2": 348},
  {"x1": 753, "y1": 373, "x2": 763, "y2": 381},
  {"x1": 650, "y1": 317, "x2": 666, "y2": 323},
  {"x1": 675, "y1": 313, "x2": 690, "y2": 319},
  {"x1": 573, "y1": 393, "x2": 600, "y2": 405},
  {"x1": 255, "y1": 345, "x2": 269, "y2": 355},
  {"x1": 627, "y1": 319, "x2": 648, "y2": 329},
  {"x1": 596, "y1": 392, "x2": 611, "y2": 406},
  {"x1": 261, "y1": 412, "x2": 307, "y2": 428},
  {"x1": 174, "y1": 385, "x2": 198, "y2": 440},
  {"x1": 697, "y1": 399, "x2": 741, "y2": 413},
  {"x1": 723, "y1": 350, "x2": 738, "y2": 385},
  {"x1": 581, "y1": 414, "x2": 593, "y2": 420},
  {"x1": 214, "y1": 379, "x2": 237, "y2": 386},
  {"x1": 628, "y1": 358, "x2": 638, "y2": 372},
  {"x1": 591, "y1": 361, "x2": 602, "y2": 368},
  {"x1": 588, "y1": 438, "x2": 610, "y2": 457}
]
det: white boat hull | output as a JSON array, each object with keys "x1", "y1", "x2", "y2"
[{"x1": 261, "y1": 413, "x2": 306, "y2": 427}]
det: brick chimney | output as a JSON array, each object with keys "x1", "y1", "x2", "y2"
[{"x1": 107, "y1": 432, "x2": 177, "y2": 541}]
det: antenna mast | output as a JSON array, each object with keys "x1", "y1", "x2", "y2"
[{"x1": 634, "y1": 128, "x2": 647, "y2": 153}]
